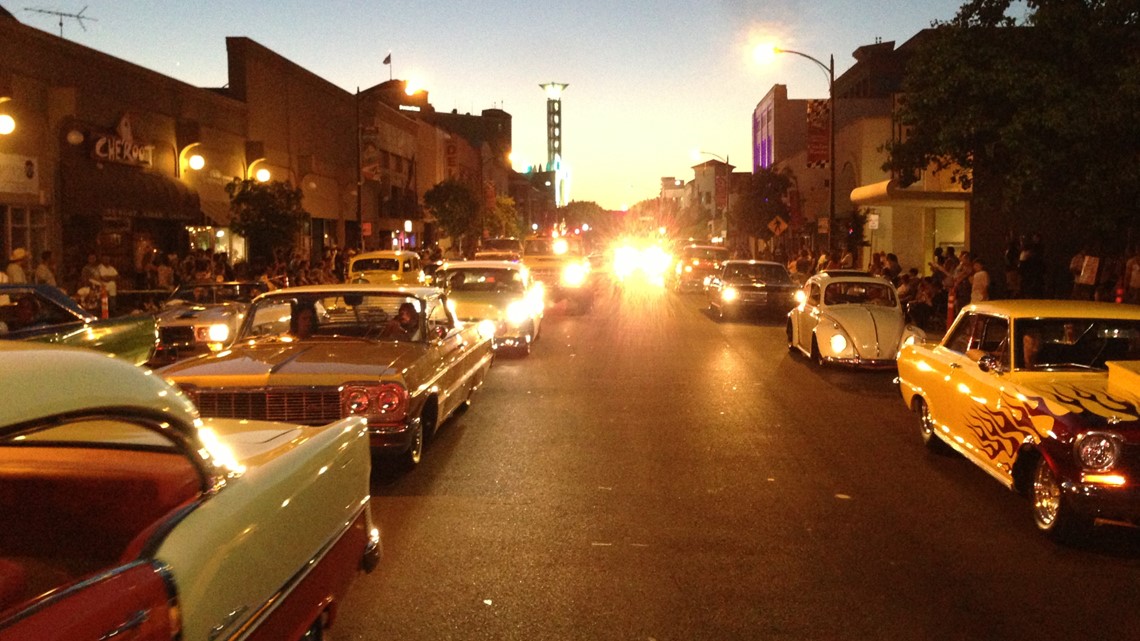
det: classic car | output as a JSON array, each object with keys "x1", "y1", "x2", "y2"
[
  {"x1": 706, "y1": 260, "x2": 798, "y2": 320},
  {"x1": 434, "y1": 260, "x2": 544, "y2": 356},
  {"x1": 0, "y1": 283, "x2": 157, "y2": 365},
  {"x1": 670, "y1": 244, "x2": 729, "y2": 293},
  {"x1": 787, "y1": 270, "x2": 925, "y2": 367},
  {"x1": 157, "y1": 284, "x2": 495, "y2": 468},
  {"x1": 0, "y1": 342, "x2": 380, "y2": 640},
  {"x1": 474, "y1": 237, "x2": 524, "y2": 262},
  {"x1": 897, "y1": 300, "x2": 1140, "y2": 541},
  {"x1": 150, "y1": 281, "x2": 269, "y2": 365},
  {"x1": 348, "y1": 250, "x2": 426, "y2": 285},
  {"x1": 522, "y1": 236, "x2": 595, "y2": 314}
]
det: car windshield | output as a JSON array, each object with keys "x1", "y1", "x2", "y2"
[
  {"x1": 439, "y1": 268, "x2": 525, "y2": 294},
  {"x1": 352, "y1": 258, "x2": 400, "y2": 272},
  {"x1": 723, "y1": 263, "x2": 791, "y2": 284},
  {"x1": 240, "y1": 291, "x2": 430, "y2": 342},
  {"x1": 481, "y1": 239, "x2": 523, "y2": 252},
  {"x1": 169, "y1": 283, "x2": 265, "y2": 304},
  {"x1": 1015, "y1": 318, "x2": 1140, "y2": 371},
  {"x1": 683, "y1": 248, "x2": 729, "y2": 262},
  {"x1": 823, "y1": 282, "x2": 898, "y2": 307},
  {"x1": 525, "y1": 238, "x2": 582, "y2": 256}
]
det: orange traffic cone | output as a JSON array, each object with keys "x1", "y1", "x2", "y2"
[{"x1": 100, "y1": 287, "x2": 109, "y2": 319}]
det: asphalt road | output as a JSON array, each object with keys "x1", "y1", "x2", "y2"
[{"x1": 336, "y1": 281, "x2": 1140, "y2": 641}]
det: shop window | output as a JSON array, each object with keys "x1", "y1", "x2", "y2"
[{"x1": 1, "y1": 205, "x2": 49, "y2": 266}]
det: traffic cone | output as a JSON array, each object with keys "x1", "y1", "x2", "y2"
[
  {"x1": 100, "y1": 287, "x2": 109, "y2": 319},
  {"x1": 946, "y1": 289, "x2": 956, "y2": 329}
]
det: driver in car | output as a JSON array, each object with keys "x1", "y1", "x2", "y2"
[{"x1": 381, "y1": 302, "x2": 420, "y2": 341}]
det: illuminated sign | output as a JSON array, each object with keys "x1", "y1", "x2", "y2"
[{"x1": 91, "y1": 114, "x2": 154, "y2": 167}]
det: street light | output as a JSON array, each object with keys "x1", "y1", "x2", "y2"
[
  {"x1": 0, "y1": 97, "x2": 14, "y2": 135},
  {"x1": 759, "y1": 44, "x2": 836, "y2": 245}
]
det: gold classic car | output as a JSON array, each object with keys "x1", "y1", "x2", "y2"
[
  {"x1": 0, "y1": 342, "x2": 379, "y2": 640},
  {"x1": 347, "y1": 250, "x2": 426, "y2": 286},
  {"x1": 157, "y1": 284, "x2": 495, "y2": 469},
  {"x1": 897, "y1": 300, "x2": 1140, "y2": 542}
]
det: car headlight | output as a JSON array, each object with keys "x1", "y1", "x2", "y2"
[
  {"x1": 341, "y1": 382, "x2": 408, "y2": 423},
  {"x1": 562, "y1": 262, "x2": 589, "y2": 287},
  {"x1": 830, "y1": 333, "x2": 848, "y2": 354},
  {"x1": 506, "y1": 301, "x2": 530, "y2": 325},
  {"x1": 1075, "y1": 432, "x2": 1122, "y2": 472},
  {"x1": 477, "y1": 319, "x2": 498, "y2": 340},
  {"x1": 722, "y1": 287, "x2": 739, "y2": 302},
  {"x1": 206, "y1": 323, "x2": 230, "y2": 343}
]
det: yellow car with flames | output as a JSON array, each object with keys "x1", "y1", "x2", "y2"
[{"x1": 897, "y1": 300, "x2": 1140, "y2": 542}]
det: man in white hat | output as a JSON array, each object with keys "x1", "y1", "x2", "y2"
[{"x1": 6, "y1": 248, "x2": 29, "y2": 283}]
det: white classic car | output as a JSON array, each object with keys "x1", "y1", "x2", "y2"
[
  {"x1": 0, "y1": 342, "x2": 380, "y2": 640},
  {"x1": 787, "y1": 270, "x2": 925, "y2": 368},
  {"x1": 433, "y1": 260, "x2": 544, "y2": 356},
  {"x1": 150, "y1": 281, "x2": 269, "y2": 365}
]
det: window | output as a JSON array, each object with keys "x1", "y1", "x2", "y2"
[
  {"x1": 807, "y1": 284, "x2": 821, "y2": 306},
  {"x1": 1, "y1": 206, "x2": 49, "y2": 266}
]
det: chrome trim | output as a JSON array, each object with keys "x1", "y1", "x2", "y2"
[{"x1": 98, "y1": 609, "x2": 149, "y2": 641}]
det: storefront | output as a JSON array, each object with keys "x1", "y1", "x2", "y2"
[{"x1": 58, "y1": 115, "x2": 202, "y2": 290}]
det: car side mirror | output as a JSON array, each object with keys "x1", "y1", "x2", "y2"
[
  {"x1": 432, "y1": 325, "x2": 448, "y2": 341},
  {"x1": 977, "y1": 354, "x2": 1005, "y2": 374}
]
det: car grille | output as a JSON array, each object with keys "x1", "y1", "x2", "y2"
[
  {"x1": 530, "y1": 267, "x2": 560, "y2": 282},
  {"x1": 160, "y1": 326, "x2": 196, "y2": 346},
  {"x1": 193, "y1": 387, "x2": 343, "y2": 424}
]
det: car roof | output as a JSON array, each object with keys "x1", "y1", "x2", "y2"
[
  {"x1": 351, "y1": 250, "x2": 420, "y2": 260},
  {"x1": 962, "y1": 300, "x2": 1140, "y2": 321},
  {"x1": 258, "y1": 283, "x2": 442, "y2": 299},
  {"x1": 723, "y1": 259, "x2": 785, "y2": 267},
  {"x1": 438, "y1": 260, "x2": 524, "y2": 270},
  {"x1": 809, "y1": 272, "x2": 893, "y2": 286},
  {"x1": 0, "y1": 342, "x2": 199, "y2": 432}
]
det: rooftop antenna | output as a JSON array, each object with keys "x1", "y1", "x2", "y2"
[{"x1": 24, "y1": 5, "x2": 97, "y2": 38}]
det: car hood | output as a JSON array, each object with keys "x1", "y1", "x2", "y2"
[
  {"x1": 1004, "y1": 365, "x2": 1140, "y2": 436},
  {"x1": 723, "y1": 279, "x2": 795, "y2": 289},
  {"x1": 823, "y1": 305, "x2": 906, "y2": 359},
  {"x1": 448, "y1": 292, "x2": 519, "y2": 321},
  {"x1": 158, "y1": 340, "x2": 426, "y2": 386},
  {"x1": 157, "y1": 303, "x2": 241, "y2": 325}
]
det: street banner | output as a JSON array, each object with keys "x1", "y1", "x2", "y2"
[
  {"x1": 807, "y1": 99, "x2": 829, "y2": 168},
  {"x1": 0, "y1": 153, "x2": 38, "y2": 195}
]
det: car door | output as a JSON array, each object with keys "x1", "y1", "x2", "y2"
[
  {"x1": 0, "y1": 563, "x2": 174, "y2": 641},
  {"x1": 426, "y1": 298, "x2": 467, "y2": 419},
  {"x1": 798, "y1": 282, "x2": 822, "y2": 350},
  {"x1": 930, "y1": 313, "x2": 1011, "y2": 464}
]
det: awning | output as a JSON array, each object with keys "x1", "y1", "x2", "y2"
[
  {"x1": 200, "y1": 199, "x2": 231, "y2": 226},
  {"x1": 850, "y1": 179, "x2": 971, "y2": 209},
  {"x1": 61, "y1": 160, "x2": 201, "y2": 221}
]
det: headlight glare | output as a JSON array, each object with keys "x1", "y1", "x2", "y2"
[
  {"x1": 830, "y1": 334, "x2": 848, "y2": 354},
  {"x1": 722, "y1": 287, "x2": 739, "y2": 302},
  {"x1": 207, "y1": 323, "x2": 230, "y2": 343},
  {"x1": 506, "y1": 301, "x2": 530, "y2": 325},
  {"x1": 1076, "y1": 432, "x2": 1122, "y2": 472}
]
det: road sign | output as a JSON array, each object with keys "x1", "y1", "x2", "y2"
[{"x1": 768, "y1": 216, "x2": 788, "y2": 237}]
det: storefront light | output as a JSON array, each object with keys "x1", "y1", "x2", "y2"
[
  {"x1": 188, "y1": 154, "x2": 205, "y2": 171},
  {"x1": 255, "y1": 168, "x2": 271, "y2": 182},
  {"x1": 0, "y1": 114, "x2": 14, "y2": 136}
]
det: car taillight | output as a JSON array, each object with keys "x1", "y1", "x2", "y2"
[{"x1": 340, "y1": 382, "x2": 408, "y2": 423}]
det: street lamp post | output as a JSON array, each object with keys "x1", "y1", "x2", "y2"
[{"x1": 775, "y1": 48, "x2": 835, "y2": 250}]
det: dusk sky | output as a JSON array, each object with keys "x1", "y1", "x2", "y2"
[{"x1": 17, "y1": 0, "x2": 969, "y2": 210}]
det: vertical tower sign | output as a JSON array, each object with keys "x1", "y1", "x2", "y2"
[{"x1": 540, "y1": 82, "x2": 569, "y2": 207}]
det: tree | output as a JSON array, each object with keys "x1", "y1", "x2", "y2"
[
  {"x1": 728, "y1": 167, "x2": 793, "y2": 242},
  {"x1": 225, "y1": 178, "x2": 309, "y2": 265},
  {"x1": 483, "y1": 195, "x2": 522, "y2": 238},
  {"x1": 424, "y1": 179, "x2": 481, "y2": 252},
  {"x1": 884, "y1": 0, "x2": 1140, "y2": 255},
  {"x1": 557, "y1": 201, "x2": 609, "y2": 233}
]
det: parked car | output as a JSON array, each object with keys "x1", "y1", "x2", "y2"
[
  {"x1": 157, "y1": 284, "x2": 495, "y2": 468},
  {"x1": 787, "y1": 270, "x2": 924, "y2": 367},
  {"x1": 897, "y1": 300, "x2": 1140, "y2": 541},
  {"x1": 149, "y1": 280, "x2": 268, "y2": 365},
  {"x1": 348, "y1": 250, "x2": 426, "y2": 285},
  {"x1": 670, "y1": 244, "x2": 729, "y2": 293},
  {"x1": 0, "y1": 283, "x2": 157, "y2": 365},
  {"x1": 706, "y1": 260, "x2": 798, "y2": 320},
  {"x1": 0, "y1": 342, "x2": 380, "y2": 640},
  {"x1": 434, "y1": 260, "x2": 544, "y2": 356}
]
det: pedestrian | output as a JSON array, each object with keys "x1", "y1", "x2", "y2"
[
  {"x1": 1072, "y1": 245, "x2": 1099, "y2": 300},
  {"x1": 95, "y1": 255, "x2": 120, "y2": 315},
  {"x1": 971, "y1": 258, "x2": 990, "y2": 302},
  {"x1": 1018, "y1": 233, "x2": 1046, "y2": 298},
  {"x1": 6, "y1": 248, "x2": 30, "y2": 283},
  {"x1": 33, "y1": 250, "x2": 57, "y2": 287}
]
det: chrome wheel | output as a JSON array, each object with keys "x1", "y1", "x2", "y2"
[
  {"x1": 1031, "y1": 456, "x2": 1089, "y2": 542},
  {"x1": 403, "y1": 420, "x2": 424, "y2": 467},
  {"x1": 1031, "y1": 457, "x2": 1063, "y2": 530},
  {"x1": 916, "y1": 398, "x2": 950, "y2": 454}
]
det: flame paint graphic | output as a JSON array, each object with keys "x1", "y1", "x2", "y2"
[{"x1": 962, "y1": 382, "x2": 1140, "y2": 462}]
